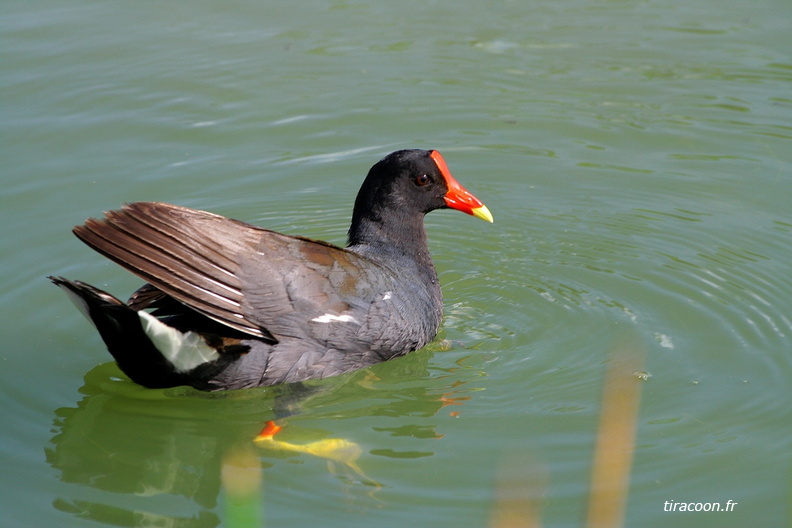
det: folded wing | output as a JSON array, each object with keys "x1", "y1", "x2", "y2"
[{"x1": 73, "y1": 202, "x2": 388, "y2": 342}]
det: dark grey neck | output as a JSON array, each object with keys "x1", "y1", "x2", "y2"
[{"x1": 347, "y1": 213, "x2": 438, "y2": 285}]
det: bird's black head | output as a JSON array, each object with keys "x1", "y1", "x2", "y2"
[
  {"x1": 353, "y1": 149, "x2": 451, "y2": 221},
  {"x1": 347, "y1": 149, "x2": 491, "y2": 248}
]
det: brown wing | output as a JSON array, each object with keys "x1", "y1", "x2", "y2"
[{"x1": 73, "y1": 202, "x2": 388, "y2": 341}]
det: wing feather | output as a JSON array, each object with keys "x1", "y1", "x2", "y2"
[
  {"x1": 73, "y1": 202, "x2": 388, "y2": 342},
  {"x1": 75, "y1": 203, "x2": 266, "y2": 337}
]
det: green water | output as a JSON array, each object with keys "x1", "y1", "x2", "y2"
[{"x1": 3, "y1": 1, "x2": 791, "y2": 526}]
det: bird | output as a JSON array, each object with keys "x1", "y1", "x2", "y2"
[{"x1": 50, "y1": 149, "x2": 492, "y2": 391}]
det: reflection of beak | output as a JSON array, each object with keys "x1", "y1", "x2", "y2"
[{"x1": 255, "y1": 422, "x2": 379, "y2": 486}]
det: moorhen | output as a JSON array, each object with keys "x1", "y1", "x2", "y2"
[{"x1": 50, "y1": 149, "x2": 492, "y2": 390}]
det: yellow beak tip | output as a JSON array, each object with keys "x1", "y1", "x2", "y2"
[{"x1": 472, "y1": 205, "x2": 494, "y2": 223}]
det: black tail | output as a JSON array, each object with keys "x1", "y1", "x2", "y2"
[{"x1": 49, "y1": 276, "x2": 190, "y2": 388}]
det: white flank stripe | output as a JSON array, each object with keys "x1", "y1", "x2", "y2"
[
  {"x1": 138, "y1": 311, "x2": 219, "y2": 372},
  {"x1": 311, "y1": 313, "x2": 359, "y2": 324}
]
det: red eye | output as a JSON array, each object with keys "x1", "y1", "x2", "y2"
[{"x1": 415, "y1": 174, "x2": 430, "y2": 186}]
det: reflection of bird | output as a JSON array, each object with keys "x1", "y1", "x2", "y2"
[{"x1": 51, "y1": 150, "x2": 492, "y2": 391}]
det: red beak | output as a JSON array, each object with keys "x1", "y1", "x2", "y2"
[{"x1": 431, "y1": 150, "x2": 493, "y2": 223}]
